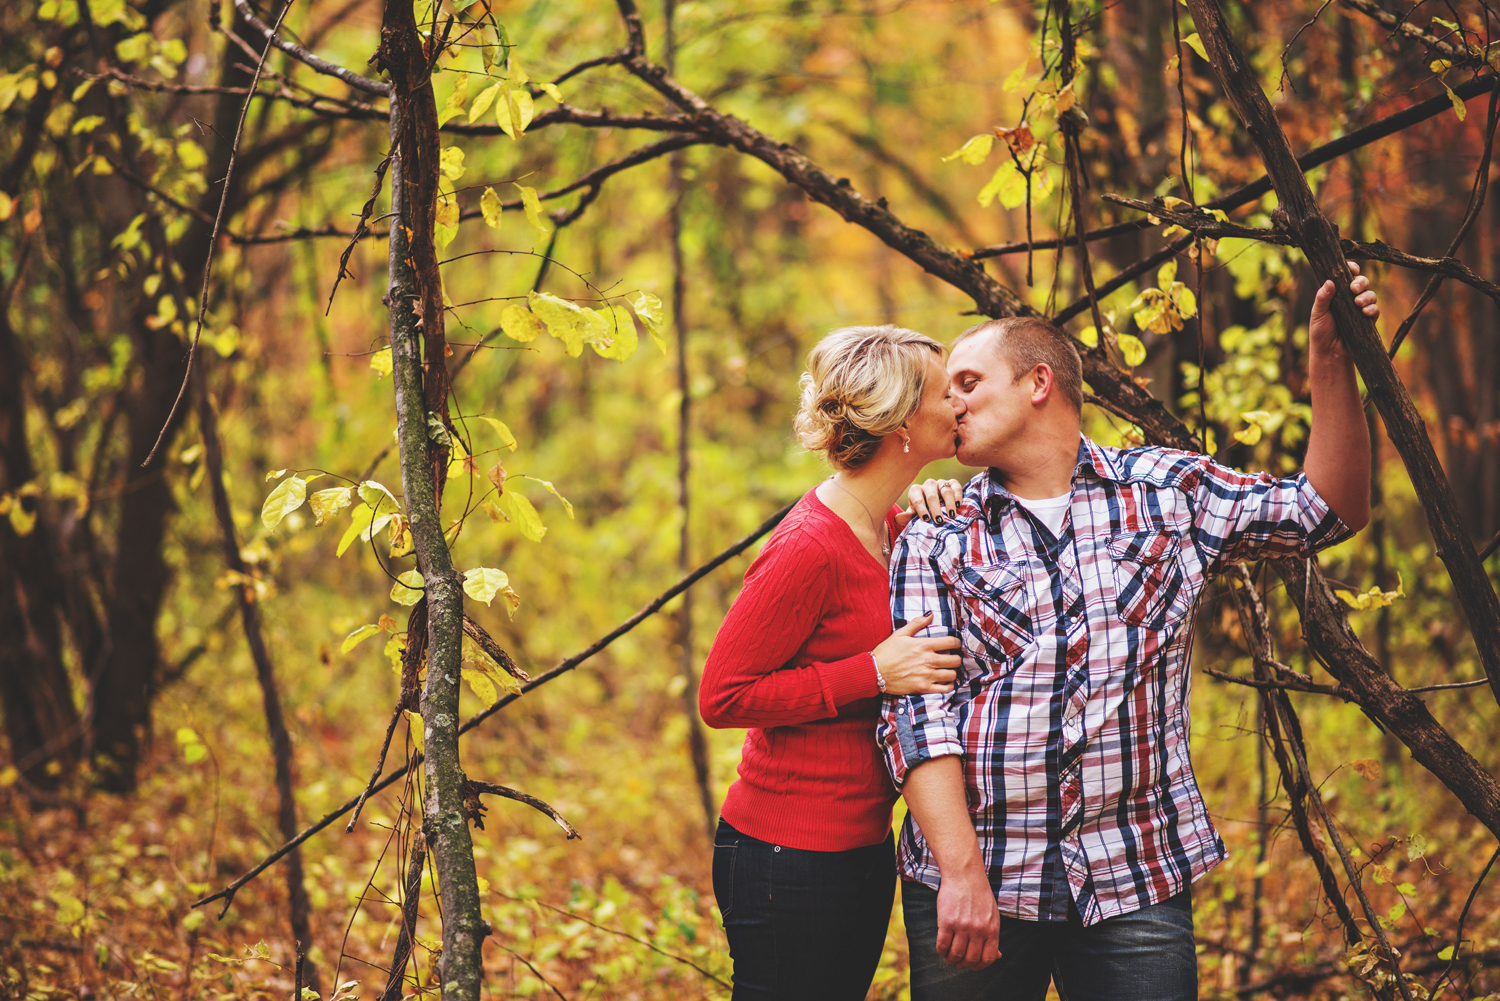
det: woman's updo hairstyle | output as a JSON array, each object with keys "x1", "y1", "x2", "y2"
[{"x1": 794, "y1": 324, "x2": 944, "y2": 471}]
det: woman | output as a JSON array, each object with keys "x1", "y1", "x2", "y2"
[{"x1": 699, "y1": 324, "x2": 966, "y2": 1000}]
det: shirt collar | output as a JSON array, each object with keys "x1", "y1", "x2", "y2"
[{"x1": 978, "y1": 435, "x2": 1121, "y2": 523}]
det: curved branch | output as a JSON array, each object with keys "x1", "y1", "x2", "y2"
[
  {"x1": 466, "y1": 779, "x2": 579, "y2": 839},
  {"x1": 233, "y1": 0, "x2": 390, "y2": 94}
]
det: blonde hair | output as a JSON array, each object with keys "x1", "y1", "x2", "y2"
[{"x1": 794, "y1": 325, "x2": 943, "y2": 471}]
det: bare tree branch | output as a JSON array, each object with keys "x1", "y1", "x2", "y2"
[{"x1": 233, "y1": 0, "x2": 390, "y2": 94}]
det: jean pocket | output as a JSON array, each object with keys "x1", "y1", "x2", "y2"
[{"x1": 712, "y1": 842, "x2": 737, "y2": 920}]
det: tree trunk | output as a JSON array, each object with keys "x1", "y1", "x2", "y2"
[
  {"x1": 197, "y1": 384, "x2": 319, "y2": 993},
  {"x1": 377, "y1": 1, "x2": 485, "y2": 995}
]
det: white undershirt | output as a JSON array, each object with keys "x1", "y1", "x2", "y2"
[{"x1": 1015, "y1": 491, "x2": 1071, "y2": 537}]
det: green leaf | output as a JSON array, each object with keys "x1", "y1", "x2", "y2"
[
  {"x1": 390, "y1": 569, "x2": 424, "y2": 606},
  {"x1": 1181, "y1": 31, "x2": 1208, "y2": 62},
  {"x1": 1439, "y1": 946, "x2": 1456, "y2": 961},
  {"x1": 1158, "y1": 258, "x2": 1178, "y2": 288},
  {"x1": 495, "y1": 489, "x2": 546, "y2": 541},
  {"x1": 1407, "y1": 834, "x2": 1428, "y2": 860},
  {"x1": 515, "y1": 183, "x2": 549, "y2": 239},
  {"x1": 500, "y1": 303, "x2": 543, "y2": 342},
  {"x1": 978, "y1": 162, "x2": 1028, "y2": 210},
  {"x1": 341, "y1": 623, "x2": 382, "y2": 654},
  {"x1": 183, "y1": 743, "x2": 208, "y2": 764},
  {"x1": 480, "y1": 186, "x2": 503, "y2": 229},
  {"x1": 479, "y1": 416, "x2": 518, "y2": 451},
  {"x1": 309, "y1": 487, "x2": 353, "y2": 526},
  {"x1": 942, "y1": 134, "x2": 994, "y2": 165},
  {"x1": 1078, "y1": 325, "x2": 1099, "y2": 348},
  {"x1": 1118, "y1": 334, "x2": 1147, "y2": 367},
  {"x1": 261, "y1": 475, "x2": 307, "y2": 531},
  {"x1": 1396, "y1": 882, "x2": 1417, "y2": 895},
  {"x1": 427, "y1": 413, "x2": 452, "y2": 448}
]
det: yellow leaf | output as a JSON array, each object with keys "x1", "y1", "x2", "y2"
[
  {"x1": 528, "y1": 290, "x2": 585, "y2": 357},
  {"x1": 439, "y1": 147, "x2": 466, "y2": 180},
  {"x1": 1182, "y1": 31, "x2": 1209, "y2": 62},
  {"x1": 469, "y1": 82, "x2": 501, "y2": 122},
  {"x1": 406, "y1": 710, "x2": 424, "y2": 754},
  {"x1": 480, "y1": 187, "x2": 503, "y2": 229},
  {"x1": 463, "y1": 636, "x2": 522, "y2": 693},
  {"x1": 1349, "y1": 758, "x2": 1381, "y2": 780},
  {"x1": 261, "y1": 475, "x2": 307, "y2": 531},
  {"x1": 1442, "y1": 80, "x2": 1467, "y2": 121},
  {"x1": 528, "y1": 477, "x2": 573, "y2": 518},
  {"x1": 942, "y1": 134, "x2": 994, "y2": 165},
  {"x1": 978, "y1": 162, "x2": 1028, "y2": 210},
  {"x1": 630, "y1": 292, "x2": 667, "y2": 352},
  {"x1": 495, "y1": 84, "x2": 518, "y2": 139},
  {"x1": 479, "y1": 416, "x2": 518, "y2": 450},
  {"x1": 370, "y1": 347, "x2": 393, "y2": 379},
  {"x1": 508, "y1": 87, "x2": 534, "y2": 134},
  {"x1": 384, "y1": 634, "x2": 405, "y2": 673},
  {"x1": 462, "y1": 566, "x2": 516, "y2": 607},
  {"x1": 1078, "y1": 326, "x2": 1099, "y2": 348},
  {"x1": 1232, "y1": 424, "x2": 1262, "y2": 446},
  {"x1": 1158, "y1": 258, "x2": 1178, "y2": 288},
  {"x1": 337, "y1": 503, "x2": 393, "y2": 557},
  {"x1": 462, "y1": 666, "x2": 498, "y2": 707},
  {"x1": 495, "y1": 489, "x2": 545, "y2": 541},
  {"x1": 265, "y1": 468, "x2": 288, "y2": 482},
  {"x1": 540, "y1": 82, "x2": 562, "y2": 103},
  {"x1": 514, "y1": 183, "x2": 549, "y2": 239},
  {"x1": 341, "y1": 624, "x2": 382, "y2": 654},
  {"x1": 391, "y1": 569, "x2": 424, "y2": 606},
  {"x1": 388, "y1": 515, "x2": 412, "y2": 558},
  {"x1": 1431, "y1": 58, "x2": 1453, "y2": 76},
  {"x1": 358, "y1": 480, "x2": 399, "y2": 516},
  {"x1": 1172, "y1": 283, "x2": 1197, "y2": 319},
  {"x1": 1118, "y1": 334, "x2": 1147, "y2": 367},
  {"x1": 500, "y1": 303, "x2": 543, "y2": 343},
  {"x1": 592, "y1": 304, "x2": 638, "y2": 360},
  {"x1": 0, "y1": 192, "x2": 12, "y2": 221},
  {"x1": 309, "y1": 487, "x2": 353, "y2": 526},
  {"x1": 1054, "y1": 82, "x2": 1075, "y2": 113}
]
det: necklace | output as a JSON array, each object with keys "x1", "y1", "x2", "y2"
[{"x1": 829, "y1": 475, "x2": 890, "y2": 558}]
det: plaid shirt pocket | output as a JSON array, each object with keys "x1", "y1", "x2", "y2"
[
  {"x1": 953, "y1": 560, "x2": 1033, "y2": 669},
  {"x1": 1108, "y1": 530, "x2": 1188, "y2": 629}
]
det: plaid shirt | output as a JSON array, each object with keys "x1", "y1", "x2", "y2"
[{"x1": 879, "y1": 436, "x2": 1351, "y2": 925}]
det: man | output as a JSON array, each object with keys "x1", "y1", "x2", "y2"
[{"x1": 879, "y1": 266, "x2": 1378, "y2": 1000}]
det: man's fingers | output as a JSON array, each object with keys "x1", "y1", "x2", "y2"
[
  {"x1": 893, "y1": 509, "x2": 915, "y2": 535},
  {"x1": 934, "y1": 924, "x2": 957, "y2": 963},
  {"x1": 1345, "y1": 259, "x2": 1362, "y2": 276},
  {"x1": 980, "y1": 936, "x2": 1001, "y2": 970}
]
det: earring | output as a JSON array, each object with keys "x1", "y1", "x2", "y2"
[{"x1": 900, "y1": 429, "x2": 911, "y2": 453}]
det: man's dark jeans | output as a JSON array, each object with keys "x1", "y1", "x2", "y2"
[
  {"x1": 712, "y1": 817, "x2": 895, "y2": 1000},
  {"x1": 902, "y1": 879, "x2": 1197, "y2": 1001}
]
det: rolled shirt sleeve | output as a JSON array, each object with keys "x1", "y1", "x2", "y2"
[
  {"x1": 878, "y1": 525, "x2": 966, "y2": 790},
  {"x1": 1188, "y1": 457, "x2": 1353, "y2": 574}
]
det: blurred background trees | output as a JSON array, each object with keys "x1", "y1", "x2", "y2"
[{"x1": 3, "y1": 0, "x2": 1500, "y2": 997}]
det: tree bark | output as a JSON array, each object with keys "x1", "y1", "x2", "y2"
[
  {"x1": 377, "y1": 1, "x2": 485, "y2": 995},
  {"x1": 1185, "y1": 0, "x2": 1500, "y2": 707}
]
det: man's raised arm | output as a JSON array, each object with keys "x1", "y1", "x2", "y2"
[{"x1": 1304, "y1": 261, "x2": 1380, "y2": 532}]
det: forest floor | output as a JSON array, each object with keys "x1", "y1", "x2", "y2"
[{"x1": 4, "y1": 625, "x2": 1500, "y2": 1001}]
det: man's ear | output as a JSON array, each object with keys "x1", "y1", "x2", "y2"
[{"x1": 1030, "y1": 364, "x2": 1055, "y2": 405}]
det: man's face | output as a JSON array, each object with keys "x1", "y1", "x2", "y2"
[{"x1": 947, "y1": 332, "x2": 1039, "y2": 468}]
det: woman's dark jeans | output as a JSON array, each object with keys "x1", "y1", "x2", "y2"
[
  {"x1": 902, "y1": 879, "x2": 1197, "y2": 1001},
  {"x1": 713, "y1": 817, "x2": 896, "y2": 1000}
]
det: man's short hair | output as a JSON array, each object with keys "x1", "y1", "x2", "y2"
[{"x1": 954, "y1": 317, "x2": 1083, "y2": 412}]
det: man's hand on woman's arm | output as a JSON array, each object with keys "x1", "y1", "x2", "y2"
[{"x1": 903, "y1": 755, "x2": 1001, "y2": 970}]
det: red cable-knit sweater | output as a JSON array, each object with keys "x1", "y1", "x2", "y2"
[{"x1": 699, "y1": 487, "x2": 899, "y2": 852}]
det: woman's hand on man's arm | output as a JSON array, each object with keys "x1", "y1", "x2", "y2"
[{"x1": 873, "y1": 612, "x2": 959, "y2": 696}]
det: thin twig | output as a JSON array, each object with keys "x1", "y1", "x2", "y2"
[
  {"x1": 232, "y1": 0, "x2": 390, "y2": 94},
  {"x1": 191, "y1": 501, "x2": 795, "y2": 913},
  {"x1": 326, "y1": 154, "x2": 393, "y2": 314},
  {"x1": 1430, "y1": 844, "x2": 1500, "y2": 997},
  {"x1": 141, "y1": 0, "x2": 294, "y2": 468}
]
